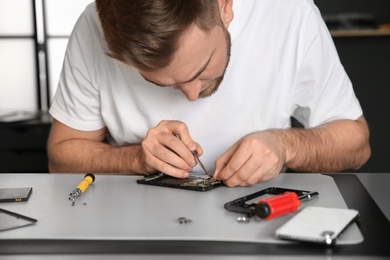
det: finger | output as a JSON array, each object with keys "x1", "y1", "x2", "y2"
[
  {"x1": 222, "y1": 156, "x2": 254, "y2": 187},
  {"x1": 162, "y1": 121, "x2": 200, "y2": 166},
  {"x1": 156, "y1": 161, "x2": 190, "y2": 178},
  {"x1": 213, "y1": 160, "x2": 228, "y2": 180},
  {"x1": 142, "y1": 120, "x2": 197, "y2": 175},
  {"x1": 143, "y1": 147, "x2": 190, "y2": 178},
  {"x1": 191, "y1": 142, "x2": 203, "y2": 156},
  {"x1": 237, "y1": 170, "x2": 277, "y2": 187},
  {"x1": 236, "y1": 160, "x2": 282, "y2": 187},
  {"x1": 181, "y1": 135, "x2": 194, "y2": 146},
  {"x1": 162, "y1": 136, "x2": 197, "y2": 168},
  {"x1": 222, "y1": 143, "x2": 274, "y2": 187},
  {"x1": 156, "y1": 134, "x2": 196, "y2": 169},
  {"x1": 215, "y1": 144, "x2": 252, "y2": 183},
  {"x1": 213, "y1": 144, "x2": 237, "y2": 180},
  {"x1": 142, "y1": 130, "x2": 194, "y2": 172},
  {"x1": 167, "y1": 121, "x2": 197, "y2": 152}
]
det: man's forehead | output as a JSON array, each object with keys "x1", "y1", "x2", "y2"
[{"x1": 139, "y1": 25, "x2": 219, "y2": 86}]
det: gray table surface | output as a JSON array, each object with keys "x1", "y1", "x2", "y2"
[{"x1": 0, "y1": 172, "x2": 389, "y2": 260}]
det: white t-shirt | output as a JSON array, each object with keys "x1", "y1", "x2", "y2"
[{"x1": 49, "y1": 0, "x2": 363, "y2": 172}]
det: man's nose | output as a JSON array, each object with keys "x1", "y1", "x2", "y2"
[{"x1": 179, "y1": 80, "x2": 202, "y2": 101}]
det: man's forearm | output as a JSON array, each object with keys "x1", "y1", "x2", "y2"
[
  {"x1": 48, "y1": 139, "x2": 145, "y2": 174},
  {"x1": 276, "y1": 118, "x2": 370, "y2": 172}
]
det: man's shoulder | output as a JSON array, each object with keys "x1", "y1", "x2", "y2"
[
  {"x1": 68, "y1": 2, "x2": 106, "y2": 56},
  {"x1": 235, "y1": 0, "x2": 316, "y2": 16},
  {"x1": 231, "y1": 0, "x2": 318, "y2": 35},
  {"x1": 77, "y1": 2, "x2": 102, "y2": 35}
]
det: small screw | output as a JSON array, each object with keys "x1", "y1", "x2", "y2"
[
  {"x1": 237, "y1": 216, "x2": 250, "y2": 223},
  {"x1": 177, "y1": 217, "x2": 192, "y2": 224}
]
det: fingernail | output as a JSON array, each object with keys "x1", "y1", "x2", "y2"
[
  {"x1": 190, "y1": 160, "x2": 196, "y2": 167},
  {"x1": 189, "y1": 143, "x2": 196, "y2": 151}
]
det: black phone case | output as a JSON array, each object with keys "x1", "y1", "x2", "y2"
[{"x1": 137, "y1": 173, "x2": 224, "y2": 191}]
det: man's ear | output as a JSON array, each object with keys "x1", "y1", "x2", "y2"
[{"x1": 218, "y1": 0, "x2": 234, "y2": 27}]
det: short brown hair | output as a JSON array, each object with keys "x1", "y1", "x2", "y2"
[{"x1": 95, "y1": 0, "x2": 221, "y2": 71}]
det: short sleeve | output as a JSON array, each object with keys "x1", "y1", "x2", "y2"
[
  {"x1": 49, "y1": 3, "x2": 105, "y2": 131},
  {"x1": 292, "y1": 6, "x2": 362, "y2": 128}
]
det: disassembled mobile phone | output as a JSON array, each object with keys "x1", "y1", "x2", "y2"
[{"x1": 137, "y1": 172, "x2": 224, "y2": 191}]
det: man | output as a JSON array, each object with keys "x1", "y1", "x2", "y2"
[{"x1": 47, "y1": 0, "x2": 371, "y2": 187}]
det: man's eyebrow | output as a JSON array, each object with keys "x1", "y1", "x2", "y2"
[
  {"x1": 182, "y1": 55, "x2": 212, "y2": 84},
  {"x1": 142, "y1": 76, "x2": 167, "y2": 87},
  {"x1": 142, "y1": 55, "x2": 213, "y2": 87}
]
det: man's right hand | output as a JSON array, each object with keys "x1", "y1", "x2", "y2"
[{"x1": 140, "y1": 120, "x2": 202, "y2": 178}]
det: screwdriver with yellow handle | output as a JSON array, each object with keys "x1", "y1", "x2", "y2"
[{"x1": 68, "y1": 173, "x2": 95, "y2": 202}]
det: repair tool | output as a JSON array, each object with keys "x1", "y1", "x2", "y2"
[
  {"x1": 192, "y1": 151, "x2": 211, "y2": 177},
  {"x1": 224, "y1": 187, "x2": 319, "y2": 220},
  {"x1": 68, "y1": 173, "x2": 95, "y2": 202}
]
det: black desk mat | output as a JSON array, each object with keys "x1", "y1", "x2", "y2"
[{"x1": 1, "y1": 174, "x2": 389, "y2": 256}]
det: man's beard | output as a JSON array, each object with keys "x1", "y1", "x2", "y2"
[{"x1": 198, "y1": 27, "x2": 231, "y2": 99}]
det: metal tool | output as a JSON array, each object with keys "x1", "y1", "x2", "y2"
[
  {"x1": 68, "y1": 173, "x2": 95, "y2": 203},
  {"x1": 224, "y1": 187, "x2": 319, "y2": 220},
  {"x1": 192, "y1": 151, "x2": 211, "y2": 177}
]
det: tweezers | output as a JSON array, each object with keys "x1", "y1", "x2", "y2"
[{"x1": 192, "y1": 151, "x2": 212, "y2": 177}]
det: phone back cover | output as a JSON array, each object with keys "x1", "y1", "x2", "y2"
[{"x1": 275, "y1": 206, "x2": 359, "y2": 245}]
